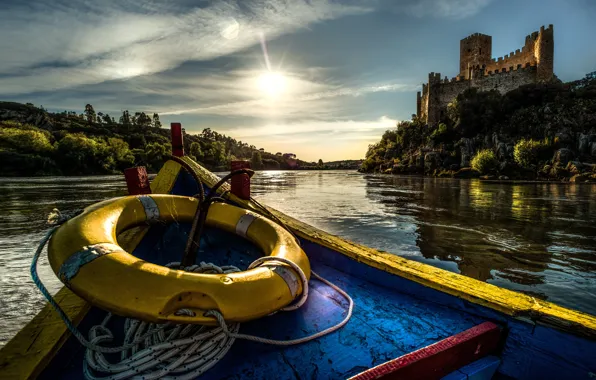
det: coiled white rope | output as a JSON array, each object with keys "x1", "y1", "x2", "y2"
[
  {"x1": 83, "y1": 262, "x2": 242, "y2": 380},
  {"x1": 32, "y1": 210, "x2": 354, "y2": 380}
]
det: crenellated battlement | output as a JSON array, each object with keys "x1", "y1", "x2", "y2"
[
  {"x1": 458, "y1": 24, "x2": 553, "y2": 82},
  {"x1": 486, "y1": 62, "x2": 537, "y2": 75},
  {"x1": 417, "y1": 24, "x2": 555, "y2": 124},
  {"x1": 433, "y1": 60, "x2": 538, "y2": 84},
  {"x1": 484, "y1": 24, "x2": 552, "y2": 73},
  {"x1": 461, "y1": 32, "x2": 491, "y2": 41}
]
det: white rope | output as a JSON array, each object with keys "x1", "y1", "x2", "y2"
[
  {"x1": 80, "y1": 260, "x2": 353, "y2": 379},
  {"x1": 82, "y1": 262, "x2": 242, "y2": 380},
  {"x1": 204, "y1": 269, "x2": 353, "y2": 346},
  {"x1": 32, "y1": 210, "x2": 354, "y2": 379}
]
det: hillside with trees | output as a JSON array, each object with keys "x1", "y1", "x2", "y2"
[
  {"x1": 0, "y1": 102, "x2": 313, "y2": 176},
  {"x1": 360, "y1": 72, "x2": 596, "y2": 182}
]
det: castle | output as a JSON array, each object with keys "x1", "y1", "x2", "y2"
[{"x1": 417, "y1": 25, "x2": 554, "y2": 124}]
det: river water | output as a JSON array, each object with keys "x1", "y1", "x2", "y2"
[{"x1": 1, "y1": 172, "x2": 595, "y2": 347}]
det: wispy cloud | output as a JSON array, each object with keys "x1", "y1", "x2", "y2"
[
  {"x1": 410, "y1": 0, "x2": 492, "y2": 19},
  {"x1": 387, "y1": 0, "x2": 492, "y2": 19},
  {"x1": 0, "y1": 0, "x2": 371, "y2": 95},
  {"x1": 159, "y1": 74, "x2": 416, "y2": 118}
]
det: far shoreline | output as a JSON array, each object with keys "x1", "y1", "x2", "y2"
[{"x1": 3, "y1": 170, "x2": 595, "y2": 185}]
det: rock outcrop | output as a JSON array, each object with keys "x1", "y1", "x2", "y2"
[{"x1": 0, "y1": 102, "x2": 53, "y2": 130}]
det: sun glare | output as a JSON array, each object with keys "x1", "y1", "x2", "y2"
[{"x1": 258, "y1": 72, "x2": 287, "y2": 97}]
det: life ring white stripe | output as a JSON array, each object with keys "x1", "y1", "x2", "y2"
[
  {"x1": 235, "y1": 213, "x2": 257, "y2": 238},
  {"x1": 138, "y1": 195, "x2": 160, "y2": 221}
]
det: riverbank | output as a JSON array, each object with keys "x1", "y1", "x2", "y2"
[
  {"x1": 365, "y1": 162, "x2": 596, "y2": 183},
  {"x1": 0, "y1": 101, "x2": 315, "y2": 176}
]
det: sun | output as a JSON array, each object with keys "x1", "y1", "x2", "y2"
[{"x1": 257, "y1": 71, "x2": 287, "y2": 97}]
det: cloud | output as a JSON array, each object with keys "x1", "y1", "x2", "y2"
[
  {"x1": 0, "y1": 0, "x2": 371, "y2": 95},
  {"x1": 387, "y1": 0, "x2": 492, "y2": 19},
  {"x1": 159, "y1": 72, "x2": 417, "y2": 119}
]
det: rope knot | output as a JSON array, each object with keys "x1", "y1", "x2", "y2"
[{"x1": 47, "y1": 208, "x2": 83, "y2": 226}]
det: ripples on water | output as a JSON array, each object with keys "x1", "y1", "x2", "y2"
[
  {"x1": 1, "y1": 172, "x2": 595, "y2": 346},
  {"x1": 0, "y1": 176, "x2": 130, "y2": 347}
]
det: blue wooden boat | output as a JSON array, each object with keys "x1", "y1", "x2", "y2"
[{"x1": 1, "y1": 142, "x2": 595, "y2": 379}]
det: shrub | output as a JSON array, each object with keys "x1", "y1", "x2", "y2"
[
  {"x1": 0, "y1": 127, "x2": 54, "y2": 154},
  {"x1": 514, "y1": 138, "x2": 551, "y2": 168},
  {"x1": 262, "y1": 158, "x2": 280, "y2": 170},
  {"x1": 190, "y1": 142, "x2": 203, "y2": 161},
  {"x1": 0, "y1": 150, "x2": 59, "y2": 176},
  {"x1": 470, "y1": 149, "x2": 498, "y2": 174}
]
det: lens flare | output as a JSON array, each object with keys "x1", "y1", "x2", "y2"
[{"x1": 258, "y1": 72, "x2": 286, "y2": 97}]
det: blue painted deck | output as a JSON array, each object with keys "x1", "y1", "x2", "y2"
[{"x1": 442, "y1": 356, "x2": 501, "y2": 380}]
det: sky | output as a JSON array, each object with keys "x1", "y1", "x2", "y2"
[{"x1": 1, "y1": 0, "x2": 596, "y2": 161}]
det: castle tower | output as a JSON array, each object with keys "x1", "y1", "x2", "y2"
[
  {"x1": 416, "y1": 91, "x2": 422, "y2": 117},
  {"x1": 460, "y1": 33, "x2": 492, "y2": 79},
  {"x1": 426, "y1": 72, "x2": 442, "y2": 125},
  {"x1": 416, "y1": 25, "x2": 555, "y2": 125},
  {"x1": 535, "y1": 24, "x2": 554, "y2": 81}
]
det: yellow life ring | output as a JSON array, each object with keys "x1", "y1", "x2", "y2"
[{"x1": 47, "y1": 194, "x2": 311, "y2": 325}]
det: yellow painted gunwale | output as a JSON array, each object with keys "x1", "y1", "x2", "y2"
[{"x1": 2, "y1": 156, "x2": 596, "y2": 379}]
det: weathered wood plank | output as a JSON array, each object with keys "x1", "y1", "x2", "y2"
[
  {"x1": 498, "y1": 320, "x2": 596, "y2": 379},
  {"x1": 457, "y1": 355, "x2": 501, "y2": 380},
  {"x1": 0, "y1": 288, "x2": 89, "y2": 379}
]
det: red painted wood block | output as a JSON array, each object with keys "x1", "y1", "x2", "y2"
[
  {"x1": 170, "y1": 122, "x2": 184, "y2": 157},
  {"x1": 350, "y1": 322, "x2": 502, "y2": 380},
  {"x1": 231, "y1": 160, "x2": 251, "y2": 200},
  {"x1": 124, "y1": 167, "x2": 151, "y2": 195}
]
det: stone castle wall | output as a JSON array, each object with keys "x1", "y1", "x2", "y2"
[{"x1": 418, "y1": 25, "x2": 554, "y2": 124}]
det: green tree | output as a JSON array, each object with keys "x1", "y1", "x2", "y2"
[
  {"x1": 262, "y1": 158, "x2": 280, "y2": 170},
  {"x1": 145, "y1": 142, "x2": 170, "y2": 172},
  {"x1": 210, "y1": 141, "x2": 227, "y2": 166},
  {"x1": 201, "y1": 128, "x2": 215, "y2": 140},
  {"x1": 128, "y1": 134, "x2": 147, "y2": 149},
  {"x1": 102, "y1": 113, "x2": 113, "y2": 124},
  {"x1": 56, "y1": 133, "x2": 103, "y2": 174},
  {"x1": 470, "y1": 149, "x2": 498, "y2": 174},
  {"x1": 0, "y1": 127, "x2": 54, "y2": 154},
  {"x1": 251, "y1": 151, "x2": 263, "y2": 170},
  {"x1": 318, "y1": 159, "x2": 324, "y2": 167},
  {"x1": 107, "y1": 137, "x2": 134, "y2": 170},
  {"x1": 429, "y1": 123, "x2": 453, "y2": 144},
  {"x1": 120, "y1": 110, "x2": 131, "y2": 125},
  {"x1": 84, "y1": 104, "x2": 96, "y2": 123},
  {"x1": 514, "y1": 138, "x2": 549, "y2": 168},
  {"x1": 152, "y1": 113, "x2": 162, "y2": 128},
  {"x1": 450, "y1": 89, "x2": 503, "y2": 137},
  {"x1": 190, "y1": 142, "x2": 203, "y2": 161},
  {"x1": 134, "y1": 112, "x2": 151, "y2": 127}
]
